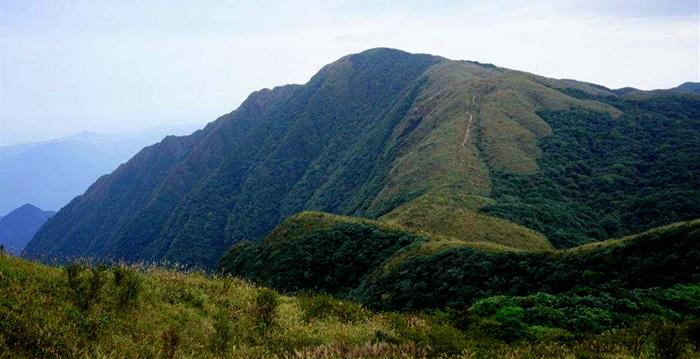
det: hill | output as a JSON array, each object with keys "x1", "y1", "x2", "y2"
[
  {"x1": 2, "y1": 248, "x2": 699, "y2": 358},
  {"x1": 0, "y1": 204, "x2": 55, "y2": 255},
  {"x1": 674, "y1": 82, "x2": 700, "y2": 94},
  {"x1": 0, "y1": 126, "x2": 199, "y2": 214},
  {"x1": 221, "y1": 217, "x2": 700, "y2": 311},
  {"x1": 25, "y1": 48, "x2": 700, "y2": 267}
]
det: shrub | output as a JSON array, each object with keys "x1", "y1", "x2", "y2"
[
  {"x1": 494, "y1": 306, "x2": 527, "y2": 342},
  {"x1": 654, "y1": 321, "x2": 689, "y2": 359},
  {"x1": 254, "y1": 288, "x2": 279, "y2": 331},
  {"x1": 112, "y1": 266, "x2": 141, "y2": 309},
  {"x1": 88, "y1": 266, "x2": 106, "y2": 302},
  {"x1": 65, "y1": 263, "x2": 91, "y2": 311},
  {"x1": 298, "y1": 292, "x2": 370, "y2": 323}
]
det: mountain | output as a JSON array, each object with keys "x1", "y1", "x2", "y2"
[
  {"x1": 0, "y1": 125, "x2": 200, "y2": 214},
  {"x1": 0, "y1": 204, "x2": 55, "y2": 255},
  {"x1": 24, "y1": 48, "x2": 700, "y2": 267},
  {"x1": 673, "y1": 81, "x2": 700, "y2": 94}
]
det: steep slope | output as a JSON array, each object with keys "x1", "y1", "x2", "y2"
[
  {"x1": 482, "y1": 90, "x2": 700, "y2": 246},
  {"x1": 25, "y1": 48, "x2": 699, "y2": 267},
  {"x1": 0, "y1": 126, "x2": 199, "y2": 214},
  {"x1": 0, "y1": 204, "x2": 55, "y2": 255}
]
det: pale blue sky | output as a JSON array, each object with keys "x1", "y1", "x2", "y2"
[{"x1": 1, "y1": 0, "x2": 698, "y2": 145}]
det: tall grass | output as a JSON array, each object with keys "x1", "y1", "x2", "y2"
[{"x1": 1, "y1": 253, "x2": 697, "y2": 358}]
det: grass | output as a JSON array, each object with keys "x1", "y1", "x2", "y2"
[
  {"x1": 564, "y1": 218, "x2": 700, "y2": 254},
  {"x1": 380, "y1": 193, "x2": 553, "y2": 251},
  {"x1": 2, "y1": 252, "x2": 698, "y2": 358}
]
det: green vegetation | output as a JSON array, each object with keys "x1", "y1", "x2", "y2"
[
  {"x1": 223, "y1": 216, "x2": 700, "y2": 312},
  {"x1": 380, "y1": 193, "x2": 553, "y2": 251},
  {"x1": 26, "y1": 48, "x2": 699, "y2": 268},
  {"x1": 3, "y1": 251, "x2": 699, "y2": 358},
  {"x1": 483, "y1": 94, "x2": 700, "y2": 248},
  {"x1": 220, "y1": 212, "x2": 426, "y2": 294}
]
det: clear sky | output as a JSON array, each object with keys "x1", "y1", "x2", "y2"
[{"x1": 1, "y1": 0, "x2": 698, "y2": 146}]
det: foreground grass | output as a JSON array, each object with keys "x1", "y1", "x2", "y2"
[{"x1": 1, "y1": 253, "x2": 698, "y2": 358}]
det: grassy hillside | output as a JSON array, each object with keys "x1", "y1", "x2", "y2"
[
  {"x1": 219, "y1": 211, "x2": 547, "y2": 295},
  {"x1": 3, "y1": 252, "x2": 700, "y2": 358},
  {"x1": 379, "y1": 193, "x2": 552, "y2": 251},
  {"x1": 222, "y1": 216, "x2": 700, "y2": 312},
  {"x1": 25, "y1": 48, "x2": 699, "y2": 268}
]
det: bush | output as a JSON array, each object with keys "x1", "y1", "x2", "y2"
[
  {"x1": 494, "y1": 306, "x2": 527, "y2": 342},
  {"x1": 88, "y1": 266, "x2": 106, "y2": 302},
  {"x1": 112, "y1": 266, "x2": 141, "y2": 309},
  {"x1": 298, "y1": 292, "x2": 370, "y2": 323},
  {"x1": 254, "y1": 288, "x2": 279, "y2": 331},
  {"x1": 654, "y1": 321, "x2": 689, "y2": 359},
  {"x1": 65, "y1": 263, "x2": 91, "y2": 311}
]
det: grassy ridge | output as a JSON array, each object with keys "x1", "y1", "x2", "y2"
[
  {"x1": 221, "y1": 215, "x2": 700, "y2": 312},
  {"x1": 380, "y1": 193, "x2": 552, "y2": 251}
]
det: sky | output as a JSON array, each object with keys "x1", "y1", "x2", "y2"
[{"x1": 1, "y1": 0, "x2": 698, "y2": 146}]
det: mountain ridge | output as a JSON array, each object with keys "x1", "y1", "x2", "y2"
[
  {"x1": 24, "y1": 48, "x2": 700, "y2": 267},
  {"x1": 0, "y1": 125, "x2": 200, "y2": 214}
]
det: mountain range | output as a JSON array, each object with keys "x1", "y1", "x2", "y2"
[
  {"x1": 0, "y1": 204, "x2": 54, "y2": 255},
  {"x1": 23, "y1": 48, "x2": 700, "y2": 269},
  {"x1": 0, "y1": 125, "x2": 200, "y2": 215}
]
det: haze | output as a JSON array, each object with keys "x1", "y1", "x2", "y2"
[{"x1": 1, "y1": 0, "x2": 698, "y2": 146}]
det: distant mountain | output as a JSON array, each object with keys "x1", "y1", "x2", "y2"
[
  {"x1": 0, "y1": 204, "x2": 55, "y2": 255},
  {"x1": 0, "y1": 125, "x2": 200, "y2": 214},
  {"x1": 24, "y1": 48, "x2": 700, "y2": 267},
  {"x1": 673, "y1": 82, "x2": 700, "y2": 94}
]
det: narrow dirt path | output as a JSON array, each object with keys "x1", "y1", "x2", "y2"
[
  {"x1": 461, "y1": 113, "x2": 473, "y2": 148},
  {"x1": 461, "y1": 95, "x2": 476, "y2": 148}
]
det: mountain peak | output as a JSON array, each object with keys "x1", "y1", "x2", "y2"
[
  {"x1": 18, "y1": 203, "x2": 40, "y2": 210},
  {"x1": 0, "y1": 203, "x2": 55, "y2": 255}
]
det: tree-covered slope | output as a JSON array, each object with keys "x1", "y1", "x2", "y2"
[
  {"x1": 222, "y1": 217, "x2": 700, "y2": 311},
  {"x1": 25, "y1": 48, "x2": 700, "y2": 267},
  {"x1": 481, "y1": 92, "x2": 700, "y2": 247}
]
